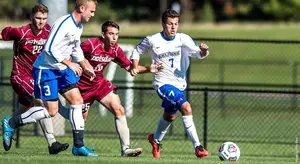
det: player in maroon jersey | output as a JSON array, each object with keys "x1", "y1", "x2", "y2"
[
  {"x1": 0, "y1": 3, "x2": 68, "y2": 154},
  {"x1": 59, "y1": 20, "x2": 162, "y2": 157}
]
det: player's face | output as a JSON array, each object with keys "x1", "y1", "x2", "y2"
[
  {"x1": 80, "y1": 1, "x2": 96, "y2": 22},
  {"x1": 102, "y1": 26, "x2": 119, "y2": 47},
  {"x1": 32, "y1": 12, "x2": 48, "y2": 30},
  {"x1": 162, "y1": 17, "x2": 179, "y2": 38}
]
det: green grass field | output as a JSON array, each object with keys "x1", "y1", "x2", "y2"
[
  {"x1": 0, "y1": 136, "x2": 297, "y2": 164},
  {"x1": 1, "y1": 22, "x2": 300, "y2": 163}
]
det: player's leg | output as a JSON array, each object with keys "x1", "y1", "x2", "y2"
[
  {"x1": 39, "y1": 99, "x2": 69, "y2": 154},
  {"x1": 100, "y1": 90, "x2": 142, "y2": 157},
  {"x1": 57, "y1": 95, "x2": 70, "y2": 119},
  {"x1": 2, "y1": 76, "x2": 52, "y2": 151},
  {"x1": 2, "y1": 104, "x2": 50, "y2": 150},
  {"x1": 62, "y1": 87, "x2": 97, "y2": 156},
  {"x1": 57, "y1": 96, "x2": 96, "y2": 153},
  {"x1": 148, "y1": 113, "x2": 173, "y2": 158},
  {"x1": 32, "y1": 68, "x2": 70, "y2": 154},
  {"x1": 2, "y1": 77, "x2": 46, "y2": 151},
  {"x1": 147, "y1": 85, "x2": 181, "y2": 158},
  {"x1": 179, "y1": 100, "x2": 208, "y2": 158},
  {"x1": 59, "y1": 67, "x2": 97, "y2": 157}
]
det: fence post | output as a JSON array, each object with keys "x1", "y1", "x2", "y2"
[
  {"x1": 12, "y1": 92, "x2": 20, "y2": 148},
  {"x1": 0, "y1": 61, "x2": 3, "y2": 104},
  {"x1": 292, "y1": 61, "x2": 297, "y2": 110},
  {"x1": 219, "y1": 61, "x2": 225, "y2": 110},
  {"x1": 203, "y1": 88, "x2": 208, "y2": 149}
]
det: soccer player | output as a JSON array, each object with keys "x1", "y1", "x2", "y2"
[
  {"x1": 130, "y1": 9, "x2": 209, "y2": 158},
  {"x1": 1, "y1": 0, "x2": 98, "y2": 157},
  {"x1": 0, "y1": 3, "x2": 69, "y2": 154},
  {"x1": 58, "y1": 20, "x2": 163, "y2": 157}
]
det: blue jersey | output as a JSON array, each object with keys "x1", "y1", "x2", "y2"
[
  {"x1": 32, "y1": 13, "x2": 83, "y2": 100},
  {"x1": 33, "y1": 13, "x2": 84, "y2": 70},
  {"x1": 131, "y1": 32, "x2": 209, "y2": 91}
]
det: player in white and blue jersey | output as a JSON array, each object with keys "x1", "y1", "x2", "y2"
[
  {"x1": 1, "y1": 0, "x2": 98, "y2": 157},
  {"x1": 130, "y1": 9, "x2": 209, "y2": 158}
]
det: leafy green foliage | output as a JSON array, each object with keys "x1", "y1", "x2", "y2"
[
  {"x1": 259, "y1": 0, "x2": 300, "y2": 20},
  {"x1": 2, "y1": 0, "x2": 300, "y2": 22},
  {"x1": 233, "y1": 0, "x2": 300, "y2": 21}
]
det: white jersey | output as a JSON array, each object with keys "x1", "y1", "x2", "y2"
[
  {"x1": 131, "y1": 32, "x2": 208, "y2": 91},
  {"x1": 33, "y1": 13, "x2": 84, "y2": 70}
]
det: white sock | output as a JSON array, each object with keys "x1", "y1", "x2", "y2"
[
  {"x1": 21, "y1": 106, "x2": 50, "y2": 124},
  {"x1": 154, "y1": 116, "x2": 172, "y2": 143},
  {"x1": 38, "y1": 118, "x2": 56, "y2": 146},
  {"x1": 69, "y1": 104, "x2": 84, "y2": 130},
  {"x1": 181, "y1": 115, "x2": 201, "y2": 148},
  {"x1": 115, "y1": 115, "x2": 130, "y2": 151}
]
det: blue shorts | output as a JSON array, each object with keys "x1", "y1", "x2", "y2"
[
  {"x1": 33, "y1": 67, "x2": 80, "y2": 101},
  {"x1": 157, "y1": 84, "x2": 187, "y2": 114}
]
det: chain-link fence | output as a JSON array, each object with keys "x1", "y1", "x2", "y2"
[{"x1": 0, "y1": 85, "x2": 299, "y2": 158}]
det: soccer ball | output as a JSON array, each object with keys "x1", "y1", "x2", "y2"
[{"x1": 218, "y1": 142, "x2": 240, "y2": 161}]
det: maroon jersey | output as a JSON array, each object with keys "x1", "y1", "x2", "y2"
[
  {"x1": 78, "y1": 38, "x2": 131, "y2": 87},
  {"x1": 77, "y1": 38, "x2": 131, "y2": 106},
  {"x1": 2, "y1": 24, "x2": 50, "y2": 106},
  {"x1": 1, "y1": 24, "x2": 51, "y2": 77}
]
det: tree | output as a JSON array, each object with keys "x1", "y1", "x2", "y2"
[{"x1": 180, "y1": 0, "x2": 193, "y2": 22}]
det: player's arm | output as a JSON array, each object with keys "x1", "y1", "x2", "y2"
[
  {"x1": 61, "y1": 59, "x2": 83, "y2": 76},
  {"x1": 76, "y1": 39, "x2": 96, "y2": 80},
  {"x1": 182, "y1": 34, "x2": 209, "y2": 59},
  {"x1": 123, "y1": 62, "x2": 163, "y2": 75},
  {"x1": 73, "y1": 41, "x2": 95, "y2": 81},
  {"x1": 115, "y1": 44, "x2": 162, "y2": 75},
  {"x1": 78, "y1": 59, "x2": 95, "y2": 81},
  {"x1": 135, "y1": 63, "x2": 164, "y2": 74},
  {"x1": 0, "y1": 26, "x2": 22, "y2": 41},
  {"x1": 45, "y1": 24, "x2": 74, "y2": 62},
  {"x1": 130, "y1": 36, "x2": 151, "y2": 76}
]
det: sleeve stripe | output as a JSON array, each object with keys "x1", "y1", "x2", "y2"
[{"x1": 48, "y1": 15, "x2": 71, "y2": 63}]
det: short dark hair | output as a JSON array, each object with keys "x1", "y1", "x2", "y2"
[
  {"x1": 161, "y1": 9, "x2": 180, "y2": 24},
  {"x1": 101, "y1": 20, "x2": 119, "y2": 33},
  {"x1": 32, "y1": 3, "x2": 48, "y2": 14}
]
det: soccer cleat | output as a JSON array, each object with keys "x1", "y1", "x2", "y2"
[
  {"x1": 148, "y1": 133, "x2": 161, "y2": 158},
  {"x1": 84, "y1": 146, "x2": 95, "y2": 152},
  {"x1": 48, "y1": 141, "x2": 69, "y2": 154},
  {"x1": 2, "y1": 117, "x2": 14, "y2": 151},
  {"x1": 121, "y1": 147, "x2": 143, "y2": 157},
  {"x1": 72, "y1": 146, "x2": 99, "y2": 157},
  {"x1": 195, "y1": 145, "x2": 208, "y2": 158}
]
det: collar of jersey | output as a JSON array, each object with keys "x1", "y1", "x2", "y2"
[
  {"x1": 70, "y1": 13, "x2": 83, "y2": 29},
  {"x1": 160, "y1": 31, "x2": 175, "y2": 41}
]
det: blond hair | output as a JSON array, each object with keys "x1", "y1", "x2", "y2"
[{"x1": 75, "y1": 0, "x2": 97, "y2": 9}]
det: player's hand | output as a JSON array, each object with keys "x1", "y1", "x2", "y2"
[
  {"x1": 69, "y1": 62, "x2": 83, "y2": 76},
  {"x1": 150, "y1": 62, "x2": 163, "y2": 73},
  {"x1": 130, "y1": 68, "x2": 139, "y2": 77},
  {"x1": 83, "y1": 62, "x2": 95, "y2": 81},
  {"x1": 199, "y1": 43, "x2": 209, "y2": 57}
]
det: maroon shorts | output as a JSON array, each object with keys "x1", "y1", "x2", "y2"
[
  {"x1": 10, "y1": 75, "x2": 34, "y2": 106},
  {"x1": 78, "y1": 78, "x2": 116, "y2": 109}
]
